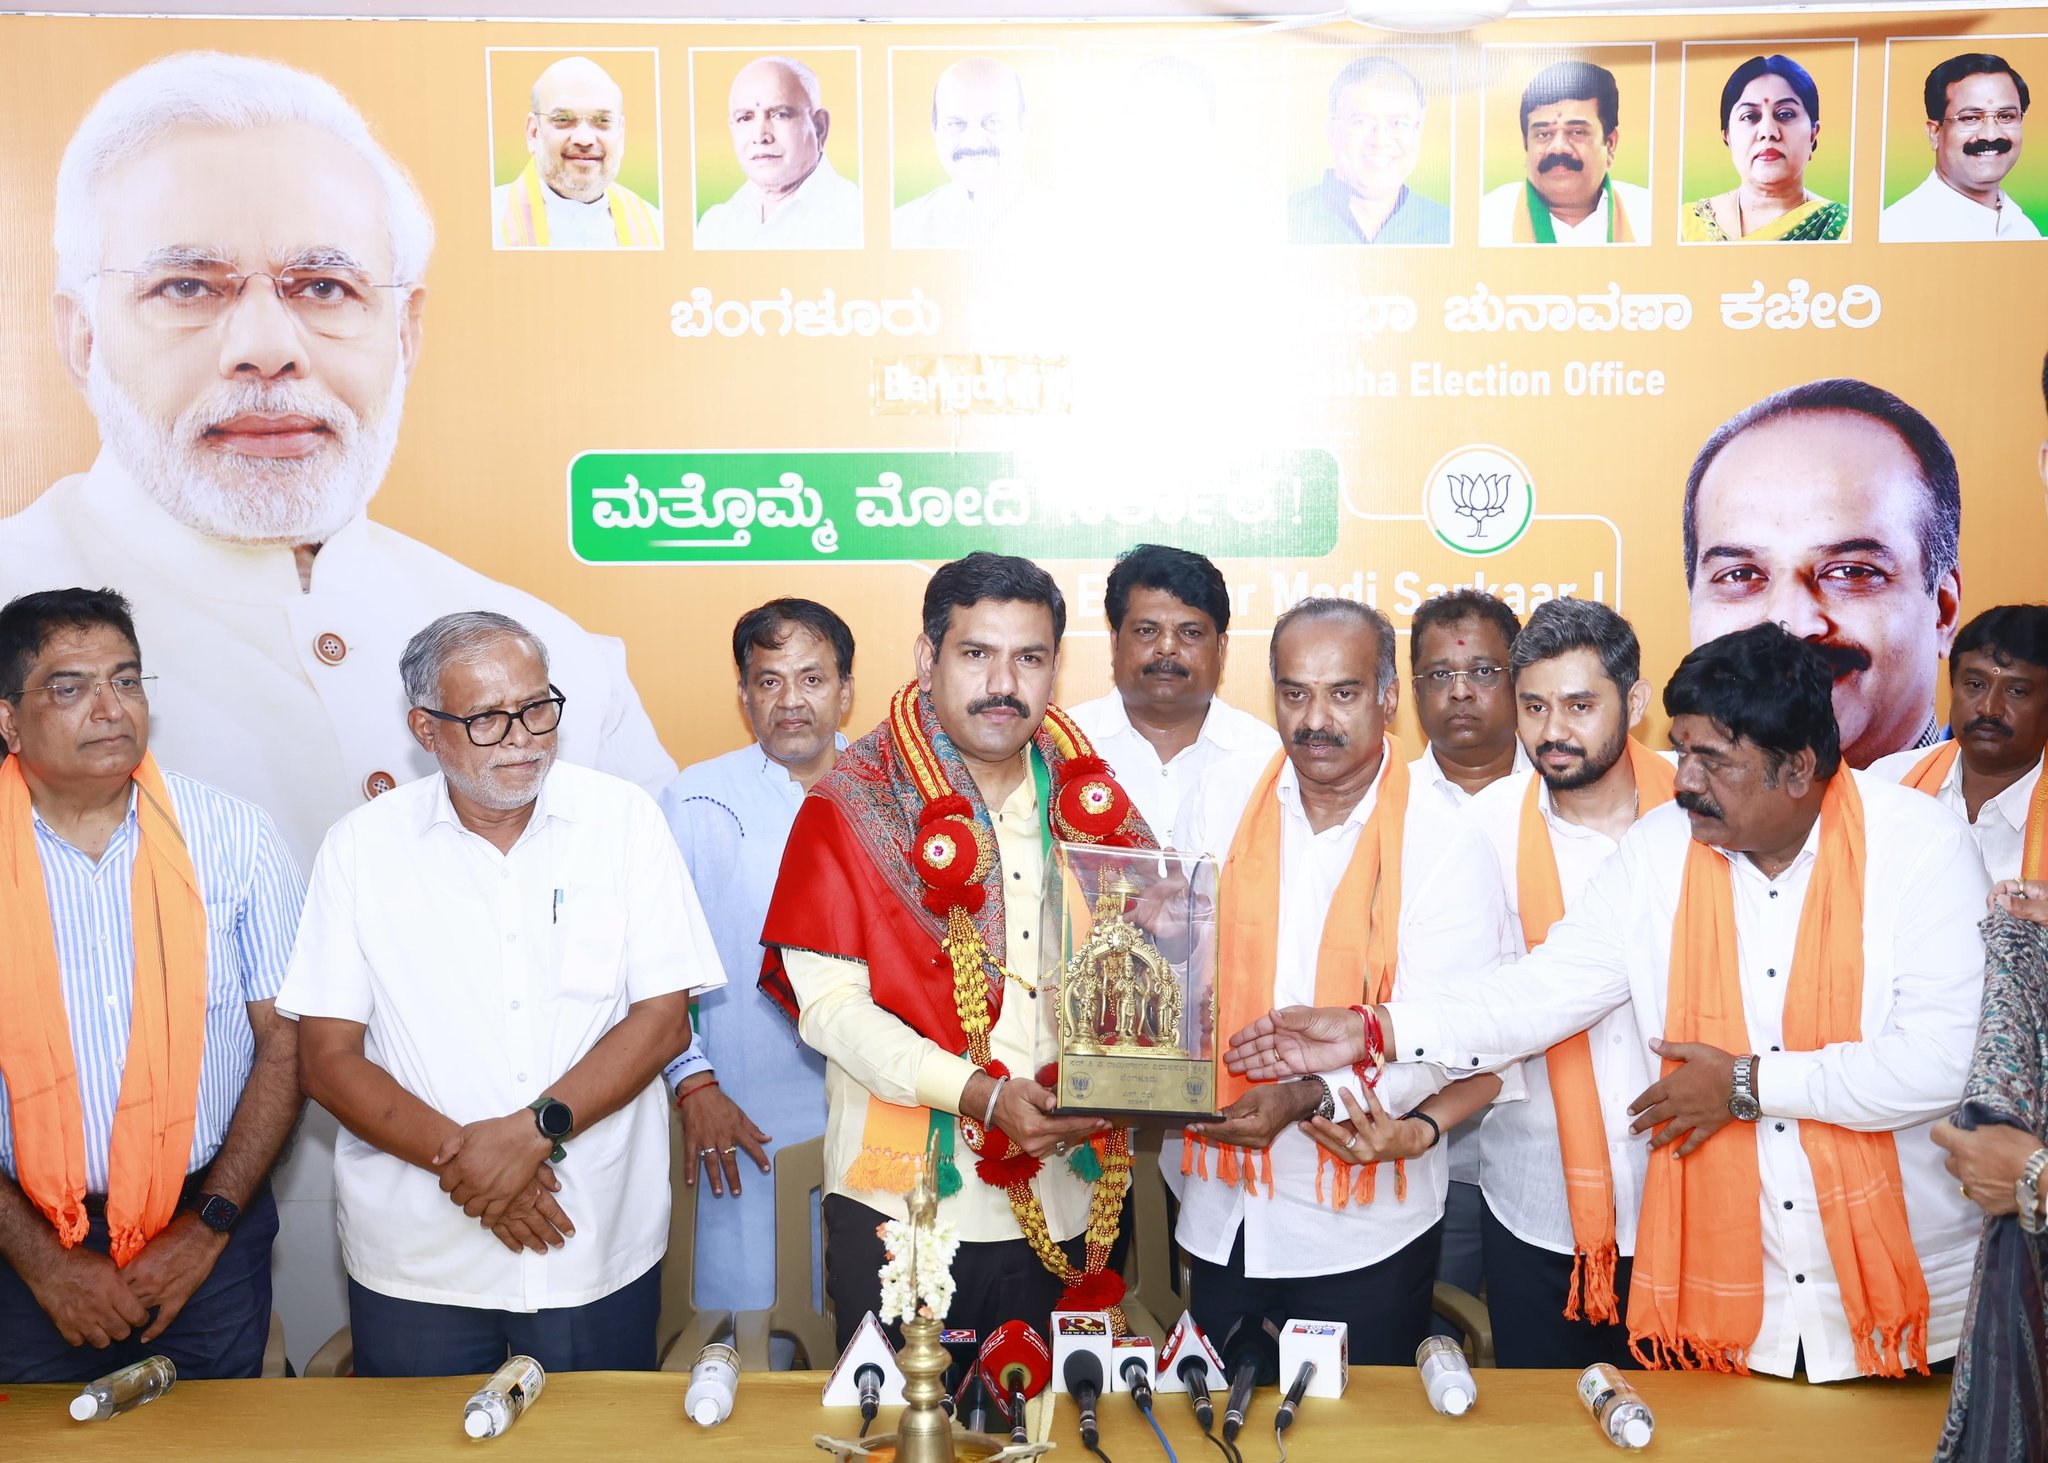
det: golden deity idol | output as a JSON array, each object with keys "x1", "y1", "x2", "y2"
[{"x1": 1058, "y1": 871, "x2": 1186, "y2": 1058}]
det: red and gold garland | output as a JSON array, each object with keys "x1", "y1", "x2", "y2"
[{"x1": 889, "y1": 683, "x2": 1142, "y2": 1326}]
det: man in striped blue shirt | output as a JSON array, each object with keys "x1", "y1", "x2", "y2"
[{"x1": 0, "y1": 588, "x2": 305, "y2": 1384}]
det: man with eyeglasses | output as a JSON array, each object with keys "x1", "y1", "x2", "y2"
[
  {"x1": 277, "y1": 611, "x2": 721, "y2": 1376},
  {"x1": 0, "y1": 588, "x2": 305, "y2": 1385},
  {"x1": 1480, "y1": 59, "x2": 1650, "y2": 245},
  {"x1": 1403, "y1": 589, "x2": 1529, "y2": 1334},
  {"x1": 1288, "y1": 55, "x2": 1449, "y2": 246},
  {"x1": 1881, "y1": 53, "x2": 2037, "y2": 242},
  {"x1": 494, "y1": 54, "x2": 663, "y2": 249}
]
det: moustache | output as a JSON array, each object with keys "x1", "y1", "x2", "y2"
[
  {"x1": 1535, "y1": 740, "x2": 1586, "y2": 761},
  {"x1": 967, "y1": 694, "x2": 1028, "y2": 717},
  {"x1": 1808, "y1": 640, "x2": 1874, "y2": 680},
  {"x1": 1291, "y1": 728, "x2": 1348, "y2": 748},
  {"x1": 1962, "y1": 716, "x2": 2014, "y2": 739},
  {"x1": 1675, "y1": 789, "x2": 1725, "y2": 821},
  {"x1": 1142, "y1": 659, "x2": 1191, "y2": 679},
  {"x1": 951, "y1": 145, "x2": 1002, "y2": 162},
  {"x1": 1962, "y1": 137, "x2": 2014, "y2": 156},
  {"x1": 1537, "y1": 152, "x2": 1585, "y2": 173}
]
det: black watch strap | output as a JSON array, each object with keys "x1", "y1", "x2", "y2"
[{"x1": 196, "y1": 1193, "x2": 241, "y2": 1234}]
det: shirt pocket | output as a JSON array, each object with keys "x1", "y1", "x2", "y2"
[
  {"x1": 203, "y1": 897, "x2": 245, "y2": 1011},
  {"x1": 553, "y1": 884, "x2": 629, "y2": 1002}
]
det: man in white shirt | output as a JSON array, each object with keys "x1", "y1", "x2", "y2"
[
  {"x1": 758, "y1": 555, "x2": 1136, "y2": 1348},
  {"x1": 1234, "y1": 624, "x2": 1988, "y2": 1381},
  {"x1": 1068, "y1": 545, "x2": 1277, "y2": 850},
  {"x1": 1872, "y1": 604, "x2": 2048, "y2": 883},
  {"x1": 1170, "y1": 598, "x2": 1510, "y2": 1366},
  {"x1": 696, "y1": 56, "x2": 862, "y2": 250},
  {"x1": 1479, "y1": 60, "x2": 1650, "y2": 245},
  {"x1": 279, "y1": 613, "x2": 720, "y2": 1375},
  {"x1": 492, "y1": 55, "x2": 662, "y2": 249},
  {"x1": 1881, "y1": 53, "x2": 2039, "y2": 243},
  {"x1": 1402, "y1": 589, "x2": 1528, "y2": 1324},
  {"x1": 659, "y1": 599, "x2": 852, "y2": 1323},
  {"x1": 893, "y1": 58, "x2": 1054, "y2": 249},
  {"x1": 1465, "y1": 598, "x2": 1666, "y2": 1369}
]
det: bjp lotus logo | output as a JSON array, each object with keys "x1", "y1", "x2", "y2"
[{"x1": 1423, "y1": 446, "x2": 1536, "y2": 557}]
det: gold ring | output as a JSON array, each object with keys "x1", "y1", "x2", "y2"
[
  {"x1": 721, "y1": 1147, "x2": 737, "y2": 1156},
  {"x1": 1960, "y1": 1184, "x2": 1969, "y2": 1199}
]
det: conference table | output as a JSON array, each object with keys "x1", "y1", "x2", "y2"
[{"x1": 0, "y1": 1366, "x2": 1951, "y2": 1460}]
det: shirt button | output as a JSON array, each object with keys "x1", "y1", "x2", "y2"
[
  {"x1": 1414, "y1": 1048, "x2": 1424, "y2": 1057},
  {"x1": 1782, "y1": 1200, "x2": 1793, "y2": 1210},
  {"x1": 1794, "y1": 1274, "x2": 1806, "y2": 1284},
  {"x1": 314, "y1": 632, "x2": 348, "y2": 666},
  {"x1": 1767, "y1": 968, "x2": 1777, "y2": 978},
  {"x1": 1768, "y1": 890, "x2": 1779, "y2": 899},
  {"x1": 363, "y1": 771, "x2": 396, "y2": 800},
  {"x1": 1021, "y1": 930, "x2": 1029, "y2": 940},
  {"x1": 1775, "y1": 1123, "x2": 1786, "y2": 1132},
  {"x1": 1012, "y1": 871, "x2": 1021, "y2": 881},
  {"x1": 507, "y1": 933, "x2": 518, "y2": 944},
  {"x1": 1770, "y1": 1045, "x2": 1780, "y2": 1052},
  {"x1": 517, "y1": 1072, "x2": 528, "y2": 1083},
  {"x1": 511, "y1": 1000, "x2": 521, "y2": 1011}
]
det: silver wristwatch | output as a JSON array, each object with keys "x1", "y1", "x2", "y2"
[
  {"x1": 1728, "y1": 1055, "x2": 1762, "y2": 1123},
  {"x1": 2018, "y1": 1147, "x2": 2048, "y2": 1235},
  {"x1": 1295, "y1": 1075, "x2": 1337, "y2": 1122}
]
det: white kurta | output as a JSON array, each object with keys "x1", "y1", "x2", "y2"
[
  {"x1": 276, "y1": 762, "x2": 724, "y2": 1312},
  {"x1": 694, "y1": 156, "x2": 863, "y2": 249},
  {"x1": 1384, "y1": 773, "x2": 1988, "y2": 1382},
  {"x1": 1879, "y1": 169, "x2": 2041, "y2": 242},
  {"x1": 1478, "y1": 178, "x2": 1653, "y2": 245},
  {"x1": 1165, "y1": 743, "x2": 1514, "y2": 1279},
  {"x1": 489, "y1": 180, "x2": 665, "y2": 248},
  {"x1": 1066, "y1": 691, "x2": 1278, "y2": 851},
  {"x1": 1868, "y1": 743, "x2": 2042, "y2": 884}
]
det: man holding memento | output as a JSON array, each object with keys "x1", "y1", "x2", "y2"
[
  {"x1": 1231, "y1": 625, "x2": 1988, "y2": 1381},
  {"x1": 1166, "y1": 598, "x2": 1512, "y2": 1365},
  {"x1": 760, "y1": 553, "x2": 1152, "y2": 1346}
]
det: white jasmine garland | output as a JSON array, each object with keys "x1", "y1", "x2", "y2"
[{"x1": 875, "y1": 1216, "x2": 961, "y2": 1325}]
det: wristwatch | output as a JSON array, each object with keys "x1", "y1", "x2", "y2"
[
  {"x1": 2018, "y1": 1147, "x2": 2048, "y2": 1235},
  {"x1": 195, "y1": 1193, "x2": 240, "y2": 1235},
  {"x1": 529, "y1": 1096, "x2": 574, "y2": 1164},
  {"x1": 1295, "y1": 1075, "x2": 1337, "y2": 1122},
  {"x1": 1727, "y1": 1055, "x2": 1762, "y2": 1123}
]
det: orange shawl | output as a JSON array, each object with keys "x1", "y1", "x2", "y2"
[
  {"x1": 1185, "y1": 742, "x2": 1408, "y2": 1207},
  {"x1": 1629, "y1": 772, "x2": 1931, "y2": 1376},
  {"x1": 1516, "y1": 740, "x2": 1676, "y2": 1324},
  {"x1": 1900, "y1": 740, "x2": 2048, "y2": 880},
  {"x1": 0, "y1": 753, "x2": 207, "y2": 1265}
]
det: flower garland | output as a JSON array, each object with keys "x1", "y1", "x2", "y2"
[
  {"x1": 888, "y1": 683, "x2": 1145, "y2": 1328},
  {"x1": 876, "y1": 1214, "x2": 961, "y2": 1325}
]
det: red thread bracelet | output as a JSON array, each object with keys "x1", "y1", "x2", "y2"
[
  {"x1": 676, "y1": 1079, "x2": 720, "y2": 1107},
  {"x1": 1349, "y1": 1004, "x2": 1384, "y2": 1088}
]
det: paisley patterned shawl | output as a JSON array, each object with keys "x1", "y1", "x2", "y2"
[{"x1": 1936, "y1": 910, "x2": 2048, "y2": 1463}]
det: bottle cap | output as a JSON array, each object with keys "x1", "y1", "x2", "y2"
[
  {"x1": 1441, "y1": 1386, "x2": 1471, "y2": 1416},
  {"x1": 68, "y1": 1393, "x2": 101, "y2": 1422},
  {"x1": 1622, "y1": 1416, "x2": 1652, "y2": 1448},
  {"x1": 463, "y1": 1408, "x2": 493, "y2": 1439},
  {"x1": 690, "y1": 1397, "x2": 721, "y2": 1426}
]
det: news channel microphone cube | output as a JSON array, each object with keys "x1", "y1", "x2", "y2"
[
  {"x1": 1154, "y1": 1310, "x2": 1224, "y2": 1395},
  {"x1": 1280, "y1": 1319, "x2": 1349, "y2": 1400},
  {"x1": 821, "y1": 1311, "x2": 907, "y2": 1407},
  {"x1": 1049, "y1": 1312, "x2": 1114, "y2": 1394},
  {"x1": 1109, "y1": 1335, "x2": 1157, "y2": 1393}
]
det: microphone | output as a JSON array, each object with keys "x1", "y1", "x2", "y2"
[
  {"x1": 1063, "y1": 1351, "x2": 1104, "y2": 1449},
  {"x1": 1177, "y1": 1350, "x2": 1215, "y2": 1430},
  {"x1": 978, "y1": 1321, "x2": 1051, "y2": 1445},
  {"x1": 1221, "y1": 1319, "x2": 1280, "y2": 1445},
  {"x1": 1274, "y1": 1358, "x2": 1317, "y2": 1434},
  {"x1": 1120, "y1": 1353, "x2": 1154, "y2": 1414},
  {"x1": 957, "y1": 1370, "x2": 992, "y2": 1434},
  {"x1": 854, "y1": 1362, "x2": 883, "y2": 1439}
]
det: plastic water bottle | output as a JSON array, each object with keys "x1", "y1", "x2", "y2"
[
  {"x1": 69, "y1": 1355, "x2": 176, "y2": 1421},
  {"x1": 685, "y1": 1341, "x2": 740, "y2": 1426},
  {"x1": 1577, "y1": 1363, "x2": 1654, "y2": 1449},
  {"x1": 463, "y1": 1355, "x2": 546, "y2": 1439},
  {"x1": 1414, "y1": 1335, "x2": 1475, "y2": 1416}
]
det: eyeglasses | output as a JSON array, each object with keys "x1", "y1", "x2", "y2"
[
  {"x1": 417, "y1": 686, "x2": 567, "y2": 747},
  {"x1": 95, "y1": 264, "x2": 405, "y2": 341},
  {"x1": 1413, "y1": 666, "x2": 1506, "y2": 694},
  {"x1": 1944, "y1": 108, "x2": 2025, "y2": 131},
  {"x1": 8, "y1": 675, "x2": 156, "y2": 708}
]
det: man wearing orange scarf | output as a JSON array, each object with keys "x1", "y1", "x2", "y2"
[
  {"x1": 1463, "y1": 599, "x2": 1667, "y2": 1369},
  {"x1": 0, "y1": 589, "x2": 304, "y2": 1384},
  {"x1": 1873, "y1": 604, "x2": 2048, "y2": 885},
  {"x1": 1230, "y1": 625, "x2": 1988, "y2": 1381},
  {"x1": 1167, "y1": 598, "x2": 1512, "y2": 1367}
]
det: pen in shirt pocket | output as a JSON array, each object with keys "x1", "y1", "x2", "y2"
[{"x1": 552, "y1": 888, "x2": 564, "y2": 924}]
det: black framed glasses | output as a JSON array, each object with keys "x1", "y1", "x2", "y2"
[
  {"x1": 418, "y1": 685, "x2": 567, "y2": 746},
  {"x1": 1412, "y1": 665, "x2": 1506, "y2": 695}
]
